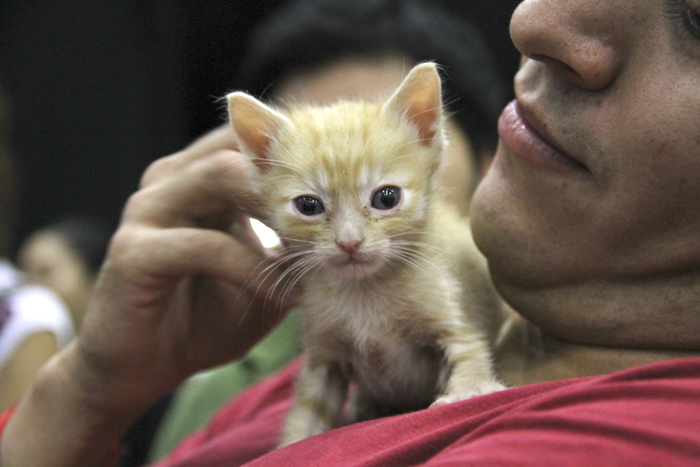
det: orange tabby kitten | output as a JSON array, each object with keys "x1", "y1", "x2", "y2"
[{"x1": 227, "y1": 62, "x2": 506, "y2": 447}]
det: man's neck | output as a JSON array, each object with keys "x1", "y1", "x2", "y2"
[{"x1": 494, "y1": 313, "x2": 699, "y2": 387}]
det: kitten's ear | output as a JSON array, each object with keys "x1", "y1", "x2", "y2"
[
  {"x1": 227, "y1": 92, "x2": 293, "y2": 171},
  {"x1": 382, "y1": 62, "x2": 443, "y2": 146}
]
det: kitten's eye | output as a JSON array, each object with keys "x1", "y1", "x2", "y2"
[
  {"x1": 371, "y1": 186, "x2": 401, "y2": 210},
  {"x1": 294, "y1": 196, "x2": 325, "y2": 216}
]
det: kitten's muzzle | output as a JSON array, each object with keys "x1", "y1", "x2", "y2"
[{"x1": 336, "y1": 238, "x2": 364, "y2": 257}]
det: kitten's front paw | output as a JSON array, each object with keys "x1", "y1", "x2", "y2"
[
  {"x1": 430, "y1": 380, "x2": 506, "y2": 408},
  {"x1": 279, "y1": 414, "x2": 333, "y2": 448}
]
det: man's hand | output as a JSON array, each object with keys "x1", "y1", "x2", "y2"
[{"x1": 1, "y1": 125, "x2": 298, "y2": 466}]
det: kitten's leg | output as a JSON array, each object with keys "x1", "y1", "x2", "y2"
[
  {"x1": 346, "y1": 389, "x2": 383, "y2": 424},
  {"x1": 432, "y1": 323, "x2": 505, "y2": 407},
  {"x1": 280, "y1": 360, "x2": 348, "y2": 447}
]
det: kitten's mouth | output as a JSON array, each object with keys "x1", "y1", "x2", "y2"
[
  {"x1": 342, "y1": 255, "x2": 363, "y2": 264},
  {"x1": 327, "y1": 254, "x2": 383, "y2": 278},
  {"x1": 337, "y1": 256, "x2": 370, "y2": 267}
]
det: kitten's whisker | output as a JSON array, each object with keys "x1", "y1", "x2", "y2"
[
  {"x1": 271, "y1": 253, "x2": 310, "y2": 300},
  {"x1": 388, "y1": 253, "x2": 433, "y2": 277},
  {"x1": 395, "y1": 245, "x2": 453, "y2": 271},
  {"x1": 277, "y1": 258, "x2": 321, "y2": 305},
  {"x1": 276, "y1": 236, "x2": 317, "y2": 246},
  {"x1": 389, "y1": 247, "x2": 463, "y2": 299},
  {"x1": 234, "y1": 249, "x2": 312, "y2": 325},
  {"x1": 387, "y1": 232, "x2": 440, "y2": 249},
  {"x1": 388, "y1": 239, "x2": 445, "y2": 260},
  {"x1": 390, "y1": 244, "x2": 451, "y2": 275},
  {"x1": 266, "y1": 255, "x2": 322, "y2": 307},
  {"x1": 386, "y1": 229, "x2": 441, "y2": 241},
  {"x1": 394, "y1": 243, "x2": 447, "y2": 261}
]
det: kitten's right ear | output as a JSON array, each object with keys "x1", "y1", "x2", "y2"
[{"x1": 227, "y1": 92, "x2": 293, "y2": 172}]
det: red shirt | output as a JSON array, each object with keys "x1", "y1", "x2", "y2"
[{"x1": 155, "y1": 357, "x2": 700, "y2": 467}]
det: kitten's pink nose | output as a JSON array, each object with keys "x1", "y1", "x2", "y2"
[{"x1": 336, "y1": 238, "x2": 363, "y2": 257}]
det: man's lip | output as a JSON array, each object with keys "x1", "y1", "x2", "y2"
[{"x1": 498, "y1": 100, "x2": 589, "y2": 173}]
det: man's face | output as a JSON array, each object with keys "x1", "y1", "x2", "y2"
[{"x1": 470, "y1": 0, "x2": 700, "y2": 348}]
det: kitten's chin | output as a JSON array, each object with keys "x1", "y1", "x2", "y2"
[{"x1": 326, "y1": 256, "x2": 386, "y2": 280}]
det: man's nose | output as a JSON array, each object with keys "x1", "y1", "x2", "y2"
[{"x1": 510, "y1": 0, "x2": 626, "y2": 91}]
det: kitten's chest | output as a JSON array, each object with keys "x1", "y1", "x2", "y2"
[
  {"x1": 301, "y1": 282, "x2": 419, "y2": 347},
  {"x1": 300, "y1": 264, "x2": 455, "y2": 344},
  {"x1": 301, "y1": 286, "x2": 448, "y2": 403}
]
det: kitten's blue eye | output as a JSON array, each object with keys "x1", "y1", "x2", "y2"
[
  {"x1": 371, "y1": 186, "x2": 401, "y2": 210},
  {"x1": 294, "y1": 196, "x2": 325, "y2": 216}
]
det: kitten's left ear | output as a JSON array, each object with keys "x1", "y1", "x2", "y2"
[{"x1": 382, "y1": 62, "x2": 443, "y2": 147}]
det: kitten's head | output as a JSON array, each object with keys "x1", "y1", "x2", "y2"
[{"x1": 228, "y1": 62, "x2": 444, "y2": 280}]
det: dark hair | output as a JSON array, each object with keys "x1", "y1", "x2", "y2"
[
  {"x1": 41, "y1": 215, "x2": 112, "y2": 276},
  {"x1": 236, "y1": 0, "x2": 508, "y2": 156}
]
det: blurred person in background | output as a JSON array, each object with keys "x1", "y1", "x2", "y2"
[
  {"x1": 17, "y1": 215, "x2": 112, "y2": 329},
  {"x1": 0, "y1": 88, "x2": 73, "y2": 412}
]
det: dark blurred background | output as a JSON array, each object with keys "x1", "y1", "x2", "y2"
[{"x1": 0, "y1": 0, "x2": 521, "y2": 256}]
